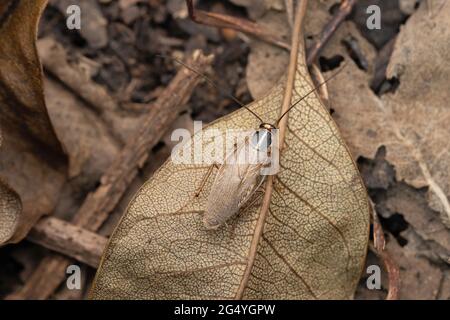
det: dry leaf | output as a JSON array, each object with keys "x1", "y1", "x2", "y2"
[
  {"x1": 382, "y1": 183, "x2": 450, "y2": 299},
  {"x1": 245, "y1": 0, "x2": 343, "y2": 100},
  {"x1": 384, "y1": 184, "x2": 450, "y2": 265},
  {"x1": 329, "y1": 1, "x2": 450, "y2": 228},
  {"x1": 0, "y1": 132, "x2": 21, "y2": 244},
  {"x1": 43, "y1": 77, "x2": 121, "y2": 182},
  {"x1": 246, "y1": 11, "x2": 290, "y2": 99},
  {"x1": 91, "y1": 9, "x2": 370, "y2": 298},
  {"x1": 37, "y1": 38, "x2": 143, "y2": 145},
  {"x1": 0, "y1": 178, "x2": 21, "y2": 244},
  {"x1": 399, "y1": 0, "x2": 420, "y2": 15},
  {"x1": 230, "y1": 0, "x2": 285, "y2": 19},
  {"x1": 0, "y1": 0, "x2": 67, "y2": 244},
  {"x1": 51, "y1": 0, "x2": 108, "y2": 49},
  {"x1": 37, "y1": 37, "x2": 122, "y2": 183}
]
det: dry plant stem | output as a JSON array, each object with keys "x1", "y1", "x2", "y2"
[
  {"x1": 306, "y1": 0, "x2": 356, "y2": 66},
  {"x1": 41, "y1": 50, "x2": 118, "y2": 114},
  {"x1": 185, "y1": 0, "x2": 290, "y2": 50},
  {"x1": 370, "y1": 200, "x2": 386, "y2": 251},
  {"x1": 186, "y1": 0, "x2": 352, "y2": 68},
  {"x1": 369, "y1": 244, "x2": 400, "y2": 300},
  {"x1": 369, "y1": 201, "x2": 399, "y2": 300},
  {"x1": 28, "y1": 216, "x2": 107, "y2": 268},
  {"x1": 235, "y1": 0, "x2": 309, "y2": 299},
  {"x1": 371, "y1": 37, "x2": 396, "y2": 91},
  {"x1": 5, "y1": 254, "x2": 69, "y2": 300},
  {"x1": 284, "y1": 0, "x2": 295, "y2": 27},
  {"x1": 382, "y1": 250, "x2": 400, "y2": 300},
  {"x1": 8, "y1": 51, "x2": 212, "y2": 300},
  {"x1": 310, "y1": 64, "x2": 330, "y2": 110}
]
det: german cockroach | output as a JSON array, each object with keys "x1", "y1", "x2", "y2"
[{"x1": 160, "y1": 55, "x2": 342, "y2": 229}]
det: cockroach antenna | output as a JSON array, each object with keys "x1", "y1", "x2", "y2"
[
  {"x1": 156, "y1": 54, "x2": 346, "y2": 127},
  {"x1": 276, "y1": 62, "x2": 347, "y2": 125},
  {"x1": 156, "y1": 54, "x2": 265, "y2": 123}
]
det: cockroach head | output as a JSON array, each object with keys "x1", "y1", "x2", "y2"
[{"x1": 259, "y1": 123, "x2": 277, "y2": 131}]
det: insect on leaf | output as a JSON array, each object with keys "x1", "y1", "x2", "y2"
[{"x1": 91, "y1": 3, "x2": 370, "y2": 300}]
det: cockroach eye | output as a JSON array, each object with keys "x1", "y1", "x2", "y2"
[{"x1": 251, "y1": 129, "x2": 272, "y2": 151}]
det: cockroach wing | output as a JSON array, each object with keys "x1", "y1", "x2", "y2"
[
  {"x1": 237, "y1": 164, "x2": 265, "y2": 209},
  {"x1": 203, "y1": 140, "x2": 268, "y2": 229}
]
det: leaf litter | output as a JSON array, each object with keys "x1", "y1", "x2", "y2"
[
  {"x1": 0, "y1": 0, "x2": 449, "y2": 300},
  {"x1": 0, "y1": 0, "x2": 67, "y2": 245},
  {"x1": 91, "y1": 1, "x2": 370, "y2": 299},
  {"x1": 240, "y1": 0, "x2": 450, "y2": 299}
]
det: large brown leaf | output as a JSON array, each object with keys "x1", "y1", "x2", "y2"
[
  {"x1": 323, "y1": 2, "x2": 450, "y2": 298},
  {"x1": 91, "y1": 4, "x2": 370, "y2": 299},
  {"x1": 329, "y1": 2, "x2": 450, "y2": 228},
  {"x1": 37, "y1": 38, "x2": 122, "y2": 184},
  {"x1": 0, "y1": 0, "x2": 67, "y2": 244}
]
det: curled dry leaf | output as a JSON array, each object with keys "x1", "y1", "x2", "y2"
[
  {"x1": 37, "y1": 38, "x2": 143, "y2": 145},
  {"x1": 0, "y1": 0, "x2": 67, "y2": 244},
  {"x1": 0, "y1": 131, "x2": 21, "y2": 243},
  {"x1": 43, "y1": 76, "x2": 121, "y2": 182},
  {"x1": 91, "y1": 8, "x2": 370, "y2": 299},
  {"x1": 37, "y1": 38, "x2": 123, "y2": 185},
  {"x1": 329, "y1": 2, "x2": 450, "y2": 228},
  {"x1": 0, "y1": 178, "x2": 21, "y2": 244}
]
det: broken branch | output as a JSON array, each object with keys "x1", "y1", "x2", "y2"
[
  {"x1": 306, "y1": 0, "x2": 356, "y2": 66},
  {"x1": 28, "y1": 216, "x2": 107, "y2": 268},
  {"x1": 185, "y1": 0, "x2": 290, "y2": 50}
]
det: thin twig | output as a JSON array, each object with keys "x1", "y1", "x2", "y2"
[
  {"x1": 7, "y1": 50, "x2": 213, "y2": 300},
  {"x1": 235, "y1": 0, "x2": 309, "y2": 299},
  {"x1": 185, "y1": 0, "x2": 290, "y2": 50},
  {"x1": 381, "y1": 249, "x2": 400, "y2": 300},
  {"x1": 371, "y1": 37, "x2": 396, "y2": 93},
  {"x1": 306, "y1": 0, "x2": 356, "y2": 66},
  {"x1": 284, "y1": 0, "x2": 295, "y2": 28},
  {"x1": 369, "y1": 201, "x2": 400, "y2": 300},
  {"x1": 370, "y1": 200, "x2": 386, "y2": 252},
  {"x1": 369, "y1": 244, "x2": 400, "y2": 300},
  {"x1": 185, "y1": 0, "x2": 355, "y2": 68},
  {"x1": 27, "y1": 216, "x2": 107, "y2": 268}
]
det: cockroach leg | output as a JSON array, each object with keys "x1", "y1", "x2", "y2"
[
  {"x1": 273, "y1": 176, "x2": 282, "y2": 194},
  {"x1": 194, "y1": 163, "x2": 219, "y2": 197},
  {"x1": 229, "y1": 190, "x2": 265, "y2": 237},
  {"x1": 239, "y1": 189, "x2": 265, "y2": 213}
]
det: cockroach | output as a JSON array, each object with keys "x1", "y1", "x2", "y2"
[{"x1": 159, "y1": 55, "x2": 343, "y2": 229}]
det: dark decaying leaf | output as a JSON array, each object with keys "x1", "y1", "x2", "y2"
[{"x1": 0, "y1": 0, "x2": 67, "y2": 244}]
